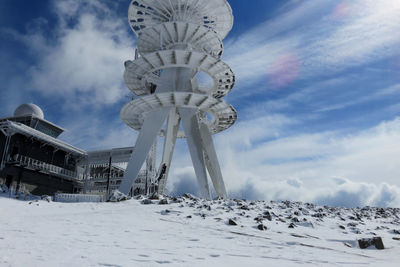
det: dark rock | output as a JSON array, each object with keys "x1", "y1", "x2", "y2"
[
  {"x1": 257, "y1": 224, "x2": 267, "y2": 231},
  {"x1": 172, "y1": 197, "x2": 182, "y2": 203},
  {"x1": 254, "y1": 216, "x2": 263, "y2": 223},
  {"x1": 148, "y1": 192, "x2": 159, "y2": 200},
  {"x1": 393, "y1": 237, "x2": 400, "y2": 241},
  {"x1": 263, "y1": 211, "x2": 273, "y2": 220},
  {"x1": 228, "y1": 219, "x2": 237, "y2": 226},
  {"x1": 186, "y1": 215, "x2": 192, "y2": 219},
  {"x1": 358, "y1": 237, "x2": 384, "y2": 250},
  {"x1": 142, "y1": 199, "x2": 153, "y2": 205},
  {"x1": 182, "y1": 193, "x2": 198, "y2": 200},
  {"x1": 339, "y1": 225, "x2": 346, "y2": 230},
  {"x1": 158, "y1": 199, "x2": 169, "y2": 205},
  {"x1": 347, "y1": 222, "x2": 358, "y2": 227},
  {"x1": 288, "y1": 223, "x2": 296, "y2": 228},
  {"x1": 291, "y1": 217, "x2": 300, "y2": 223}
]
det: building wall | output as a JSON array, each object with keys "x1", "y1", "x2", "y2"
[
  {"x1": 0, "y1": 131, "x2": 81, "y2": 196},
  {"x1": 0, "y1": 166, "x2": 76, "y2": 195},
  {"x1": 8, "y1": 133, "x2": 77, "y2": 171}
]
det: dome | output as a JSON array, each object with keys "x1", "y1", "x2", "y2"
[{"x1": 14, "y1": 103, "x2": 44, "y2": 120}]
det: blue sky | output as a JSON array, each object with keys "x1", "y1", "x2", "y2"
[{"x1": 1, "y1": 0, "x2": 400, "y2": 207}]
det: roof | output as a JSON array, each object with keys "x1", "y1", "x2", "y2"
[
  {"x1": 87, "y1": 147, "x2": 134, "y2": 164},
  {"x1": 0, "y1": 120, "x2": 86, "y2": 157}
]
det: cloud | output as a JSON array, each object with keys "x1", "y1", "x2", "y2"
[
  {"x1": 2, "y1": 0, "x2": 135, "y2": 108},
  {"x1": 166, "y1": 117, "x2": 400, "y2": 207},
  {"x1": 224, "y1": 0, "x2": 400, "y2": 97}
]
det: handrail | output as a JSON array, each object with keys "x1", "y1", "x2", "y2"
[{"x1": 11, "y1": 154, "x2": 81, "y2": 181}]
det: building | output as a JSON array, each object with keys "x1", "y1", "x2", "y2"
[{"x1": 0, "y1": 104, "x2": 156, "y2": 197}]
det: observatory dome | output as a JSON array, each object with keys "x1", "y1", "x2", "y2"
[{"x1": 14, "y1": 103, "x2": 44, "y2": 119}]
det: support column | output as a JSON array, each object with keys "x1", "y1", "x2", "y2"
[
  {"x1": 157, "y1": 108, "x2": 180, "y2": 194},
  {"x1": 198, "y1": 122, "x2": 228, "y2": 199},
  {"x1": 119, "y1": 108, "x2": 171, "y2": 195},
  {"x1": 179, "y1": 107, "x2": 210, "y2": 199}
]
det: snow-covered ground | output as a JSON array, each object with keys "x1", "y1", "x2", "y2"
[{"x1": 1, "y1": 193, "x2": 399, "y2": 267}]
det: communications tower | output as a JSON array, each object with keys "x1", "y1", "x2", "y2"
[{"x1": 119, "y1": 0, "x2": 237, "y2": 199}]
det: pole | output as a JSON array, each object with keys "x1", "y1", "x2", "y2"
[{"x1": 106, "y1": 156, "x2": 112, "y2": 200}]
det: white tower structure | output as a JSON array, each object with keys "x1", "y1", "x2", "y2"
[{"x1": 119, "y1": 0, "x2": 237, "y2": 199}]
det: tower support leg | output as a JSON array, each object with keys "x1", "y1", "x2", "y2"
[
  {"x1": 178, "y1": 107, "x2": 210, "y2": 199},
  {"x1": 119, "y1": 108, "x2": 171, "y2": 195},
  {"x1": 198, "y1": 122, "x2": 228, "y2": 199},
  {"x1": 157, "y1": 108, "x2": 180, "y2": 194}
]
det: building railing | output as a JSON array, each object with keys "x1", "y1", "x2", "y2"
[
  {"x1": 10, "y1": 154, "x2": 82, "y2": 181},
  {"x1": 54, "y1": 193, "x2": 103, "y2": 203}
]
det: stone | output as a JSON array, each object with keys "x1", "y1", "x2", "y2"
[
  {"x1": 358, "y1": 237, "x2": 384, "y2": 250},
  {"x1": 108, "y1": 190, "x2": 131, "y2": 202},
  {"x1": 182, "y1": 193, "x2": 198, "y2": 200},
  {"x1": 228, "y1": 219, "x2": 237, "y2": 226},
  {"x1": 291, "y1": 217, "x2": 300, "y2": 223},
  {"x1": 257, "y1": 224, "x2": 267, "y2": 231},
  {"x1": 142, "y1": 199, "x2": 153, "y2": 205},
  {"x1": 148, "y1": 192, "x2": 159, "y2": 200},
  {"x1": 158, "y1": 199, "x2": 169, "y2": 205},
  {"x1": 288, "y1": 223, "x2": 296, "y2": 228},
  {"x1": 263, "y1": 211, "x2": 272, "y2": 221},
  {"x1": 41, "y1": 195, "x2": 52, "y2": 202}
]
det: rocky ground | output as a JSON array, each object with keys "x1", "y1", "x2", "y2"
[{"x1": 1, "y1": 191, "x2": 400, "y2": 266}]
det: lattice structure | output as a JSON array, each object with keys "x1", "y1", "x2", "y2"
[{"x1": 119, "y1": 0, "x2": 236, "y2": 199}]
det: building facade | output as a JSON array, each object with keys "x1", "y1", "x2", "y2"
[{"x1": 0, "y1": 104, "x2": 156, "y2": 197}]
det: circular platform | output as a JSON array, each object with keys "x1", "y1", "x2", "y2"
[
  {"x1": 138, "y1": 21, "x2": 224, "y2": 58},
  {"x1": 121, "y1": 92, "x2": 237, "y2": 137},
  {"x1": 124, "y1": 49, "x2": 235, "y2": 98},
  {"x1": 128, "y1": 0, "x2": 233, "y2": 40}
]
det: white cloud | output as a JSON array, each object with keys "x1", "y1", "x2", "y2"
[
  {"x1": 166, "y1": 116, "x2": 400, "y2": 207},
  {"x1": 224, "y1": 0, "x2": 400, "y2": 96},
  {"x1": 3, "y1": 0, "x2": 135, "y2": 108}
]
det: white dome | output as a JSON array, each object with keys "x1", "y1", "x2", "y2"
[{"x1": 14, "y1": 103, "x2": 44, "y2": 119}]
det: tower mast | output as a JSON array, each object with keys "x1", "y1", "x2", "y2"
[{"x1": 119, "y1": 0, "x2": 237, "y2": 199}]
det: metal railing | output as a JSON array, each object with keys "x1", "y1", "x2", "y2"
[
  {"x1": 54, "y1": 193, "x2": 103, "y2": 203},
  {"x1": 10, "y1": 154, "x2": 82, "y2": 181}
]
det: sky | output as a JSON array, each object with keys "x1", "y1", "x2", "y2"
[{"x1": 1, "y1": 0, "x2": 400, "y2": 207}]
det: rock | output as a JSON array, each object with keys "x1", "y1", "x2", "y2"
[
  {"x1": 182, "y1": 193, "x2": 198, "y2": 200},
  {"x1": 142, "y1": 199, "x2": 153, "y2": 205},
  {"x1": 186, "y1": 215, "x2": 192, "y2": 219},
  {"x1": 228, "y1": 219, "x2": 237, "y2": 226},
  {"x1": 257, "y1": 224, "x2": 267, "y2": 231},
  {"x1": 358, "y1": 237, "x2": 384, "y2": 250},
  {"x1": 158, "y1": 199, "x2": 169, "y2": 205},
  {"x1": 108, "y1": 190, "x2": 131, "y2": 202},
  {"x1": 263, "y1": 211, "x2": 272, "y2": 221},
  {"x1": 288, "y1": 223, "x2": 296, "y2": 228},
  {"x1": 148, "y1": 192, "x2": 159, "y2": 200},
  {"x1": 291, "y1": 217, "x2": 300, "y2": 223},
  {"x1": 41, "y1": 195, "x2": 52, "y2": 202},
  {"x1": 339, "y1": 225, "x2": 346, "y2": 230},
  {"x1": 239, "y1": 205, "x2": 249, "y2": 210}
]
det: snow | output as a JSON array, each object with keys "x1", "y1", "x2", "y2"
[{"x1": 1, "y1": 193, "x2": 400, "y2": 266}]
